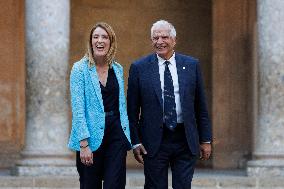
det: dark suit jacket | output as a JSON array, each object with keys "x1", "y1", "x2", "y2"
[{"x1": 127, "y1": 53, "x2": 212, "y2": 157}]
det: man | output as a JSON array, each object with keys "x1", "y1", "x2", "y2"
[{"x1": 127, "y1": 20, "x2": 212, "y2": 189}]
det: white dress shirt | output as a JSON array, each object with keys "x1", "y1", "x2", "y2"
[{"x1": 157, "y1": 53, "x2": 183, "y2": 123}]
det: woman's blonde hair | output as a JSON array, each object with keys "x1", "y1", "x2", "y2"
[{"x1": 85, "y1": 22, "x2": 117, "y2": 66}]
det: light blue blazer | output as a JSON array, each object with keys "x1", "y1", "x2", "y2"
[{"x1": 68, "y1": 57, "x2": 131, "y2": 152}]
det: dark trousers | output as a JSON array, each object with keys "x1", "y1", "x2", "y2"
[
  {"x1": 76, "y1": 114, "x2": 129, "y2": 189},
  {"x1": 143, "y1": 124, "x2": 198, "y2": 189}
]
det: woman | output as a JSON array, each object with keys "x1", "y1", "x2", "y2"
[{"x1": 68, "y1": 22, "x2": 132, "y2": 189}]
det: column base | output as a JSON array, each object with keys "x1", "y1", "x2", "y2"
[
  {"x1": 12, "y1": 156, "x2": 77, "y2": 176},
  {"x1": 13, "y1": 165, "x2": 77, "y2": 176},
  {"x1": 247, "y1": 159, "x2": 284, "y2": 177}
]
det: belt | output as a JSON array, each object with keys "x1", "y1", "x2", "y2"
[
  {"x1": 176, "y1": 123, "x2": 184, "y2": 127},
  {"x1": 105, "y1": 110, "x2": 119, "y2": 116},
  {"x1": 163, "y1": 123, "x2": 184, "y2": 131}
]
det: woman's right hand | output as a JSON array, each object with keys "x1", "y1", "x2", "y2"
[{"x1": 80, "y1": 146, "x2": 93, "y2": 166}]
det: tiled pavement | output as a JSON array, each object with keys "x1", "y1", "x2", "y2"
[{"x1": 0, "y1": 169, "x2": 284, "y2": 189}]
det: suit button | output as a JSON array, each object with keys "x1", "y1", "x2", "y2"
[
  {"x1": 100, "y1": 127, "x2": 104, "y2": 129},
  {"x1": 123, "y1": 127, "x2": 126, "y2": 130}
]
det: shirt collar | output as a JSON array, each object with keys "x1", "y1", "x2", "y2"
[{"x1": 157, "y1": 52, "x2": 176, "y2": 66}]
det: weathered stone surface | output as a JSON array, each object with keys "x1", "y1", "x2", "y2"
[
  {"x1": 248, "y1": 159, "x2": 284, "y2": 177},
  {"x1": 14, "y1": 166, "x2": 77, "y2": 177},
  {"x1": 256, "y1": 0, "x2": 284, "y2": 156},
  {"x1": 248, "y1": 0, "x2": 284, "y2": 176},
  {"x1": 24, "y1": 0, "x2": 70, "y2": 155},
  {"x1": 15, "y1": 0, "x2": 73, "y2": 176}
]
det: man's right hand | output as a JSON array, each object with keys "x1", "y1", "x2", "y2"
[{"x1": 133, "y1": 145, "x2": 147, "y2": 164}]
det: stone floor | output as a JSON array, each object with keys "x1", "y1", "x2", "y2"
[{"x1": 0, "y1": 169, "x2": 284, "y2": 189}]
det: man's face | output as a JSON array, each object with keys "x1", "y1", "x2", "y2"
[{"x1": 151, "y1": 27, "x2": 176, "y2": 60}]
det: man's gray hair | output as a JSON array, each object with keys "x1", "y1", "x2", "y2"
[{"x1": 151, "y1": 20, "x2": 176, "y2": 38}]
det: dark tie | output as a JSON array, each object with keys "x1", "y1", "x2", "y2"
[{"x1": 163, "y1": 61, "x2": 177, "y2": 130}]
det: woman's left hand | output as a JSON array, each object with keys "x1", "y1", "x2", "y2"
[{"x1": 80, "y1": 146, "x2": 93, "y2": 166}]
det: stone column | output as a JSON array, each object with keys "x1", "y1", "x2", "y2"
[
  {"x1": 14, "y1": 0, "x2": 76, "y2": 176},
  {"x1": 247, "y1": 0, "x2": 284, "y2": 177}
]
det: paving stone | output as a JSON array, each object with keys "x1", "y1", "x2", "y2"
[
  {"x1": 218, "y1": 177, "x2": 257, "y2": 188},
  {"x1": 258, "y1": 177, "x2": 284, "y2": 188},
  {"x1": 192, "y1": 177, "x2": 217, "y2": 187},
  {"x1": 1, "y1": 169, "x2": 284, "y2": 189},
  {"x1": 0, "y1": 177, "x2": 33, "y2": 187},
  {"x1": 33, "y1": 176, "x2": 79, "y2": 187}
]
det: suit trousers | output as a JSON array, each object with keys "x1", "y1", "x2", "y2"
[
  {"x1": 143, "y1": 125, "x2": 198, "y2": 189},
  {"x1": 76, "y1": 114, "x2": 129, "y2": 189}
]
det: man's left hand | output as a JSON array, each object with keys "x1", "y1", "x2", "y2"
[{"x1": 200, "y1": 143, "x2": 211, "y2": 160}]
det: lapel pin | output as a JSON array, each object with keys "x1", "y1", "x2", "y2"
[{"x1": 183, "y1": 67, "x2": 185, "y2": 70}]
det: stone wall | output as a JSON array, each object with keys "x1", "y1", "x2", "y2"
[
  {"x1": 212, "y1": 0, "x2": 256, "y2": 168},
  {"x1": 0, "y1": 0, "x2": 259, "y2": 170},
  {"x1": 0, "y1": 0, "x2": 25, "y2": 168},
  {"x1": 70, "y1": 0, "x2": 212, "y2": 168}
]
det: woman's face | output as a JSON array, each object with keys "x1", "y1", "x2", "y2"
[{"x1": 91, "y1": 27, "x2": 110, "y2": 59}]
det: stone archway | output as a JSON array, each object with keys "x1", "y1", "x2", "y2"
[{"x1": 70, "y1": 0, "x2": 213, "y2": 168}]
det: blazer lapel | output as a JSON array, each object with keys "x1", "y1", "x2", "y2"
[
  {"x1": 150, "y1": 55, "x2": 163, "y2": 107},
  {"x1": 88, "y1": 65, "x2": 104, "y2": 111},
  {"x1": 175, "y1": 54, "x2": 186, "y2": 104}
]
